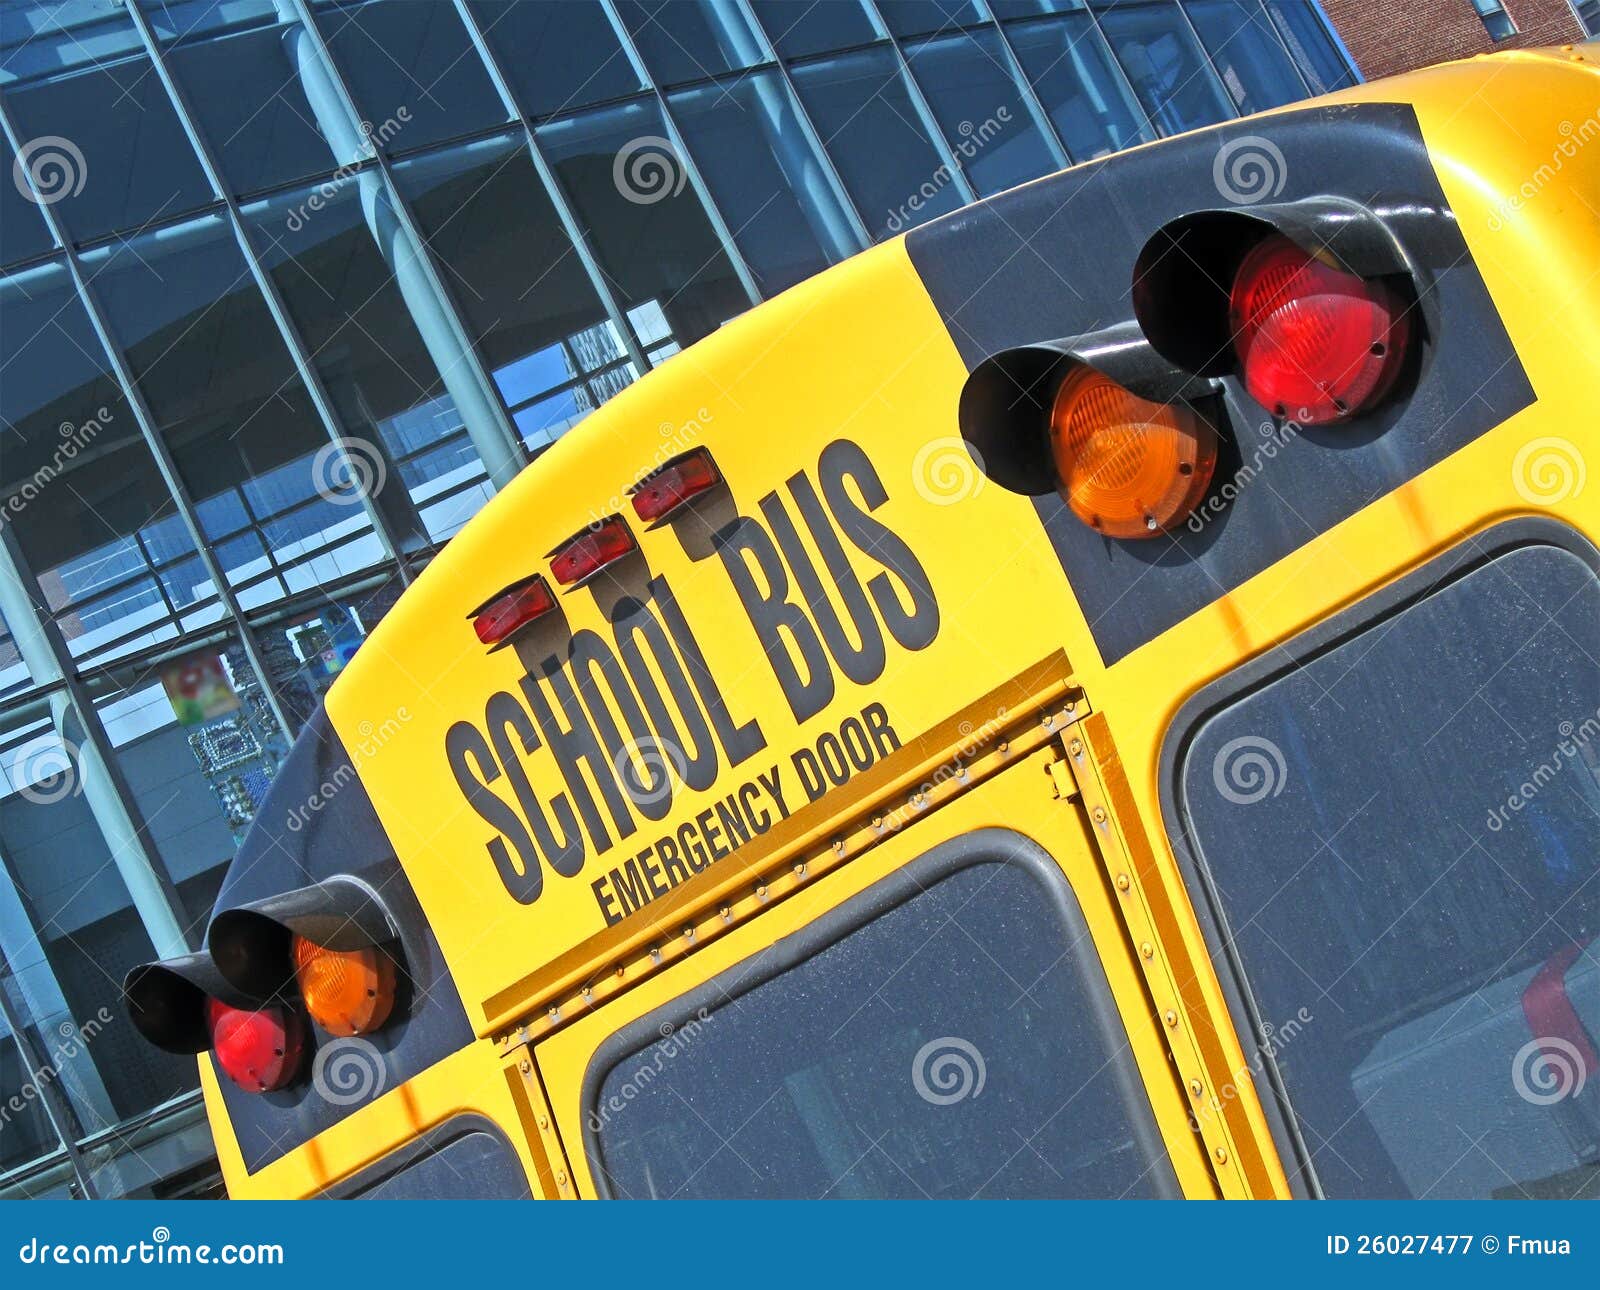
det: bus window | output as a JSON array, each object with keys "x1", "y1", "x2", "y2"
[
  {"x1": 586, "y1": 835, "x2": 1178, "y2": 1199},
  {"x1": 1178, "y1": 533, "x2": 1600, "y2": 1199}
]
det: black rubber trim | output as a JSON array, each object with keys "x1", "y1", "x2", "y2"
[
  {"x1": 579, "y1": 827, "x2": 1181, "y2": 1199},
  {"x1": 1156, "y1": 518, "x2": 1600, "y2": 1197}
]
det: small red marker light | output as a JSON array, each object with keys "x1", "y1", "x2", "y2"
[
  {"x1": 550, "y1": 517, "x2": 636, "y2": 587},
  {"x1": 469, "y1": 575, "x2": 555, "y2": 646},
  {"x1": 208, "y1": 998, "x2": 304, "y2": 1093},
  {"x1": 630, "y1": 450, "x2": 720, "y2": 522}
]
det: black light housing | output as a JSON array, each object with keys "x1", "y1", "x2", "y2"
[
  {"x1": 123, "y1": 952, "x2": 245, "y2": 1055},
  {"x1": 207, "y1": 876, "x2": 402, "y2": 1003}
]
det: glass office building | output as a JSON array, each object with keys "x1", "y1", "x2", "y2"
[{"x1": 0, "y1": 0, "x2": 1352, "y2": 1197}]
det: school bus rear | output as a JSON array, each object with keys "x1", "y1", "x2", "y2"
[{"x1": 129, "y1": 48, "x2": 1600, "y2": 1199}]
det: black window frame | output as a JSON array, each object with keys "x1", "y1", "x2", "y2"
[
  {"x1": 1157, "y1": 517, "x2": 1600, "y2": 1198},
  {"x1": 579, "y1": 827, "x2": 1180, "y2": 1199}
]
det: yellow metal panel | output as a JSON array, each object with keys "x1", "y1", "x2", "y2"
[{"x1": 528, "y1": 756, "x2": 1217, "y2": 1198}]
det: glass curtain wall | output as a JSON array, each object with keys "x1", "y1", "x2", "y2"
[{"x1": 0, "y1": 0, "x2": 1352, "y2": 1196}]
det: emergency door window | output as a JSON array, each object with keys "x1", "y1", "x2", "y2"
[{"x1": 586, "y1": 834, "x2": 1178, "y2": 1199}]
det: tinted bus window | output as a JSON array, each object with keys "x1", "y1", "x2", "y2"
[
  {"x1": 590, "y1": 839, "x2": 1177, "y2": 1199},
  {"x1": 1180, "y1": 539, "x2": 1600, "y2": 1199}
]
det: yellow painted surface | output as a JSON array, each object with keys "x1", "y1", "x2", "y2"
[{"x1": 211, "y1": 50, "x2": 1600, "y2": 1197}]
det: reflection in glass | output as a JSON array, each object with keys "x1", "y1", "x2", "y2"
[
  {"x1": 0, "y1": 717, "x2": 199, "y2": 1136},
  {"x1": 145, "y1": 0, "x2": 336, "y2": 196},
  {"x1": 395, "y1": 134, "x2": 630, "y2": 452},
  {"x1": 245, "y1": 177, "x2": 495, "y2": 544},
  {"x1": 1007, "y1": 15, "x2": 1151, "y2": 160},
  {"x1": 0, "y1": 6, "x2": 211, "y2": 245},
  {"x1": 1097, "y1": 2, "x2": 1235, "y2": 136},
  {"x1": 1188, "y1": 0, "x2": 1305, "y2": 114},
  {"x1": 0, "y1": 263, "x2": 211, "y2": 666},
  {"x1": 538, "y1": 100, "x2": 750, "y2": 343},
  {"x1": 793, "y1": 47, "x2": 965, "y2": 236},
  {"x1": 315, "y1": 0, "x2": 507, "y2": 153},
  {"x1": 467, "y1": 0, "x2": 642, "y2": 118},
  {"x1": 749, "y1": 0, "x2": 876, "y2": 59},
  {"x1": 613, "y1": 0, "x2": 763, "y2": 85},
  {"x1": 907, "y1": 30, "x2": 1057, "y2": 195},
  {"x1": 670, "y1": 73, "x2": 860, "y2": 295},
  {"x1": 1265, "y1": 0, "x2": 1356, "y2": 95},
  {"x1": 88, "y1": 217, "x2": 386, "y2": 610}
]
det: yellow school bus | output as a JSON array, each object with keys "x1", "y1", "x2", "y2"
[{"x1": 124, "y1": 47, "x2": 1600, "y2": 1200}]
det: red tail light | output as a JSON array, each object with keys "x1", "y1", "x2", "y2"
[
  {"x1": 630, "y1": 450, "x2": 719, "y2": 522},
  {"x1": 1229, "y1": 235, "x2": 1410, "y2": 425},
  {"x1": 550, "y1": 517, "x2": 635, "y2": 586},
  {"x1": 470, "y1": 575, "x2": 555, "y2": 646},
  {"x1": 208, "y1": 998, "x2": 304, "y2": 1093}
]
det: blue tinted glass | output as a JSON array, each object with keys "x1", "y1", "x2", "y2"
[
  {"x1": 990, "y1": 0, "x2": 1085, "y2": 16},
  {"x1": 1182, "y1": 544, "x2": 1600, "y2": 1198},
  {"x1": 907, "y1": 30, "x2": 1057, "y2": 195},
  {"x1": 1188, "y1": 0, "x2": 1305, "y2": 113},
  {"x1": 538, "y1": 101, "x2": 749, "y2": 341},
  {"x1": 671, "y1": 72, "x2": 859, "y2": 294},
  {"x1": 149, "y1": 3, "x2": 337, "y2": 195},
  {"x1": 1006, "y1": 15, "x2": 1149, "y2": 160},
  {"x1": 315, "y1": 0, "x2": 507, "y2": 153},
  {"x1": 1098, "y1": 1, "x2": 1235, "y2": 135},
  {"x1": 394, "y1": 133, "x2": 617, "y2": 430},
  {"x1": 0, "y1": 6, "x2": 212, "y2": 244},
  {"x1": 1265, "y1": 0, "x2": 1355, "y2": 94},
  {"x1": 876, "y1": 0, "x2": 979, "y2": 36},
  {"x1": 749, "y1": 0, "x2": 876, "y2": 57},
  {"x1": 0, "y1": 139, "x2": 54, "y2": 265},
  {"x1": 244, "y1": 175, "x2": 493, "y2": 546},
  {"x1": 468, "y1": 0, "x2": 642, "y2": 118},
  {"x1": 793, "y1": 47, "x2": 965, "y2": 236},
  {"x1": 594, "y1": 855, "x2": 1178, "y2": 1198},
  {"x1": 0, "y1": 263, "x2": 203, "y2": 662},
  {"x1": 89, "y1": 217, "x2": 383, "y2": 604},
  {"x1": 613, "y1": 0, "x2": 762, "y2": 84}
]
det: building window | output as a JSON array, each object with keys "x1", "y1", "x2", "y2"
[
  {"x1": 1574, "y1": 0, "x2": 1600, "y2": 37},
  {"x1": 1471, "y1": 0, "x2": 1518, "y2": 40}
]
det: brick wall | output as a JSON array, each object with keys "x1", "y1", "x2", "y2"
[{"x1": 1320, "y1": 0, "x2": 1584, "y2": 80}]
